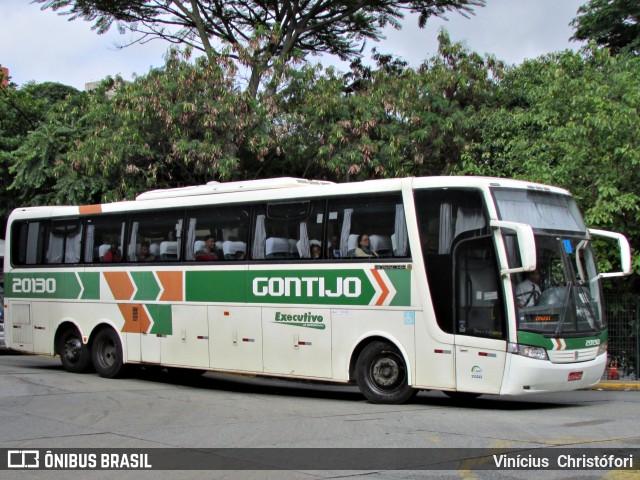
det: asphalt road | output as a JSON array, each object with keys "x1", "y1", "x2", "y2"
[{"x1": 0, "y1": 352, "x2": 638, "y2": 480}]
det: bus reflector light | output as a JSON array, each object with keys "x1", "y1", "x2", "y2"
[{"x1": 568, "y1": 371, "x2": 583, "y2": 381}]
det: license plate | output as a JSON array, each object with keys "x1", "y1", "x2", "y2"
[{"x1": 568, "y1": 371, "x2": 583, "y2": 381}]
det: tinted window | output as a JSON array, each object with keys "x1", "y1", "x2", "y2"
[
  {"x1": 46, "y1": 220, "x2": 82, "y2": 264},
  {"x1": 326, "y1": 195, "x2": 408, "y2": 259},
  {"x1": 128, "y1": 212, "x2": 184, "y2": 262},
  {"x1": 186, "y1": 206, "x2": 250, "y2": 261},
  {"x1": 252, "y1": 200, "x2": 325, "y2": 260},
  {"x1": 414, "y1": 189, "x2": 489, "y2": 334},
  {"x1": 85, "y1": 216, "x2": 126, "y2": 264},
  {"x1": 12, "y1": 221, "x2": 46, "y2": 266}
]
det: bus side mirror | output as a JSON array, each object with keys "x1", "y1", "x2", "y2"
[
  {"x1": 588, "y1": 228, "x2": 632, "y2": 279},
  {"x1": 490, "y1": 220, "x2": 537, "y2": 276}
]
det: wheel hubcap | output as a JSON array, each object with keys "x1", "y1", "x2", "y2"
[
  {"x1": 101, "y1": 342, "x2": 116, "y2": 367},
  {"x1": 372, "y1": 356, "x2": 401, "y2": 388},
  {"x1": 64, "y1": 338, "x2": 82, "y2": 362}
]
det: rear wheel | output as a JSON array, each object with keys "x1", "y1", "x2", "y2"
[
  {"x1": 57, "y1": 327, "x2": 92, "y2": 373},
  {"x1": 92, "y1": 328, "x2": 125, "y2": 378},
  {"x1": 356, "y1": 341, "x2": 416, "y2": 404}
]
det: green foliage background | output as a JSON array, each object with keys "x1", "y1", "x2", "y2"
[{"x1": 1, "y1": 31, "x2": 638, "y2": 291}]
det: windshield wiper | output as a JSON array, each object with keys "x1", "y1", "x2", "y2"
[{"x1": 554, "y1": 282, "x2": 572, "y2": 337}]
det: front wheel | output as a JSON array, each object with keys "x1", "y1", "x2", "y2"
[
  {"x1": 92, "y1": 328, "x2": 125, "y2": 378},
  {"x1": 356, "y1": 341, "x2": 416, "y2": 404}
]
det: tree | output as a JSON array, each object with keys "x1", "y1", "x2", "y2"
[
  {"x1": 277, "y1": 30, "x2": 501, "y2": 180},
  {"x1": 456, "y1": 47, "x2": 640, "y2": 288},
  {"x1": 0, "y1": 82, "x2": 80, "y2": 234},
  {"x1": 35, "y1": 0, "x2": 485, "y2": 97},
  {"x1": 571, "y1": 0, "x2": 640, "y2": 55},
  {"x1": 56, "y1": 49, "x2": 281, "y2": 200},
  {"x1": 6, "y1": 86, "x2": 109, "y2": 209}
]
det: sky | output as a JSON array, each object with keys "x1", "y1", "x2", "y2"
[{"x1": 1, "y1": 0, "x2": 588, "y2": 91}]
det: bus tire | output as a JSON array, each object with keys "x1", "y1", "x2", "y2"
[
  {"x1": 356, "y1": 341, "x2": 416, "y2": 404},
  {"x1": 92, "y1": 328, "x2": 125, "y2": 378},
  {"x1": 57, "y1": 327, "x2": 92, "y2": 373}
]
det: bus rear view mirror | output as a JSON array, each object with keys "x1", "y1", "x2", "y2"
[
  {"x1": 491, "y1": 220, "x2": 537, "y2": 276},
  {"x1": 588, "y1": 229, "x2": 632, "y2": 280}
]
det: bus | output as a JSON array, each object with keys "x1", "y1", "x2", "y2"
[{"x1": 3, "y1": 176, "x2": 631, "y2": 404}]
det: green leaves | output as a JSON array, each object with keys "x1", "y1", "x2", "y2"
[
  {"x1": 34, "y1": 1, "x2": 486, "y2": 97},
  {"x1": 2, "y1": 29, "x2": 639, "y2": 293},
  {"x1": 457, "y1": 48, "x2": 640, "y2": 288},
  {"x1": 571, "y1": 0, "x2": 640, "y2": 55}
]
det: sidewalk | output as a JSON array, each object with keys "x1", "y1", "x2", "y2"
[{"x1": 588, "y1": 380, "x2": 640, "y2": 391}]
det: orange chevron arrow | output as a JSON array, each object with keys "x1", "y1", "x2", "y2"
[
  {"x1": 370, "y1": 269, "x2": 390, "y2": 306},
  {"x1": 104, "y1": 271, "x2": 135, "y2": 300},
  {"x1": 118, "y1": 304, "x2": 152, "y2": 334},
  {"x1": 157, "y1": 271, "x2": 183, "y2": 301}
]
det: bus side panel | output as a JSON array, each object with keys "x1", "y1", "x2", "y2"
[
  {"x1": 262, "y1": 307, "x2": 332, "y2": 378},
  {"x1": 413, "y1": 311, "x2": 456, "y2": 390},
  {"x1": 7, "y1": 301, "x2": 35, "y2": 353},
  {"x1": 162, "y1": 305, "x2": 209, "y2": 368},
  {"x1": 31, "y1": 301, "x2": 56, "y2": 354},
  {"x1": 331, "y1": 309, "x2": 415, "y2": 383},
  {"x1": 209, "y1": 306, "x2": 263, "y2": 373}
]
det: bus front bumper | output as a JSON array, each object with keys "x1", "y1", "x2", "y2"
[{"x1": 500, "y1": 352, "x2": 607, "y2": 396}]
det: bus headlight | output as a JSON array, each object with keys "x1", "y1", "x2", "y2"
[
  {"x1": 508, "y1": 343, "x2": 548, "y2": 361},
  {"x1": 597, "y1": 341, "x2": 608, "y2": 356}
]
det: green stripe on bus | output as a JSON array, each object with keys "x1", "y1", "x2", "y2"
[
  {"x1": 147, "y1": 304, "x2": 172, "y2": 335},
  {"x1": 517, "y1": 330, "x2": 607, "y2": 350},
  {"x1": 131, "y1": 271, "x2": 161, "y2": 301},
  {"x1": 186, "y1": 271, "x2": 249, "y2": 303},
  {"x1": 7, "y1": 271, "x2": 100, "y2": 300},
  {"x1": 78, "y1": 272, "x2": 100, "y2": 300},
  {"x1": 185, "y1": 269, "x2": 411, "y2": 306},
  {"x1": 385, "y1": 269, "x2": 411, "y2": 307}
]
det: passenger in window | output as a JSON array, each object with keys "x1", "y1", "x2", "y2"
[
  {"x1": 311, "y1": 244, "x2": 322, "y2": 259},
  {"x1": 195, "y1": 235, "x2": 220, "y2": 261},
  {"x1": 138, "y1": 241, "x2": 155, "y2": 262},
  {"x1": 103, "y1": 242, "x2": 122, "y2": 263},
  {"x1": 329, "y1": 235, "x2": 341, "y2": 258},
  {"x1": 355, "y1": 234, "x2": 378, "y2": 258}
]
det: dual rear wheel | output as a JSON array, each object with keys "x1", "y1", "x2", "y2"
[{"x1": 57, "y1": 326, "x2": 125, "y2": 378}]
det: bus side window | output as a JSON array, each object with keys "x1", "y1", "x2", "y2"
[
  {"x1": 186, "y1": 207, "x2": 250, "y2": 261},
  {"x1": 11, "y1": 221, "x2": 46, "y2": 266},
  {"x1": 326, "y1": 195, "x2": 407, "y2": 260},
  {"x1": 85, "y1": 216, "x2": 126, "y2": 264},
  {"x1": 46, "y1": 220, "x2": 83, "y2": 264},
  {"x1": 128, "y1": 212, "x2": 184, "y2": 263},
  {"x1": 252, "y1": 201, "x2": 324, "y2": 260}
]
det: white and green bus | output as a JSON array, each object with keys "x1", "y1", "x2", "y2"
[{"x1": 3, "y1": 176, "x2": 631, "y2": 403}]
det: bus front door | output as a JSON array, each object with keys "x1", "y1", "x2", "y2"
[{"x1": 453, "y1": 236, "x2": 507, "y2": 394}]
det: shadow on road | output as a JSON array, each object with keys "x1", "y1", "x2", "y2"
[{"x1": 17, "y1": 352, "x2": 588, "y2": 411}]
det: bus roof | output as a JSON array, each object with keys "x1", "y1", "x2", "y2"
[
  {"x1": 7, "y1": 176, "x2": 572, "y2": 220},
  {"x1": 136, "y1": 177, "x2": 335, "y2": 201}
]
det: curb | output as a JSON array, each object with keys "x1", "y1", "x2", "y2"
[{"x1": 587, "y1": 381, "x2": 640, "y2": 391}]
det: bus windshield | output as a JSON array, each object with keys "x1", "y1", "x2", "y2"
[{"x1": 492, "y1": 188, "x2": 604, "y2": 336}]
